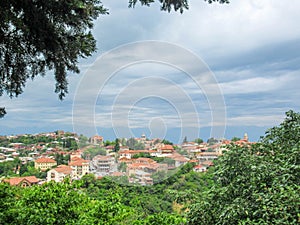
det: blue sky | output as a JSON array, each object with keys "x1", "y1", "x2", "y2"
[{"x1": 1, "y1": 0, "x2": 300, "y2": 143}]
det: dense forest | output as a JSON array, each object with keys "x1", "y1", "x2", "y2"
[{"x1": 0, "y1": 110, "x2": 299, "y2": 224}]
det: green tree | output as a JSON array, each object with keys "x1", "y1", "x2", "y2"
[
  {"x1": 55, "y1": 153, "x2": 70, "y2": 165},
  {"x1": 231, "y1": 136, "x2": 240, "y2": 142},
  {"x1": 114, "y1": 138, "x2": 120, "y2": 152},
  {"x1": 0, "y1": 0, "x2": 229, "y2": 117},
  {"x1": 82, "y1": 146, "x2": 106, "y2": 159},
  {"x1": 118, "y1": 162, "x2": 127, "y2": 172},
  {"x1": 194, "y1": 138, "x2": 203, "y2": 144},
  {"x1": 187, "y1": 110, "x2": 300, "y2": 225},
  {"x1": 78, "y1": 134, "x2": 89, "y2": 148},
  {"x1": 162, "y1": 139, "x2": 173, "y2": 145},
  {"x1": 0, "y1": 0, "x2": 108, "y2": 103},
  {"x1": 207, "y1": 137, "x2": 218, "y2": 145},
  {"x1": 0, "y1": 108, "x2": 6, "y2": 118},
  {"x1": 129, "y1": 0, "x2": 229, "y2": 13}
]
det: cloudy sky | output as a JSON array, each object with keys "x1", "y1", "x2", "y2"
[{"x1": 1, "y1": 0, "x2": 300, "y2": 143}]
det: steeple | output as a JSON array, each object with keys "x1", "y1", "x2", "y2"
[{"x1": 244, "y1": 133, "x2": 248, "y2": 142}]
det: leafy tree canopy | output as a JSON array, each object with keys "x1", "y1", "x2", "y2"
[
  {"x1": 0, "y1": 0, "x2": 108, "y2": 101},
  {"x1": 0, "y1": 0, "x2": 229, "y2": 117},
  {"x1": 231, "y1": 136, "x2": 241, "y2": 142},
  {"x1": 187, "y1": 110, "x2": 300, "y2": 225},
  {"x1": 129, "y1": 0, "x2": 229, "y2": 13}
]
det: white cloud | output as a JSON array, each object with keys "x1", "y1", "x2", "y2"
[{"x1": 1, "y1": 0, "x2": 300, "y2": 141}]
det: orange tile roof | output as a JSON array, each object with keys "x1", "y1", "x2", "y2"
[
  {"x1": 69, "y1": 158, "x2": 89, "y2": 166},
  {"x1": 110, "y1": 172, "x2": 125, "y2": 177},
  {"x1": 4, "y1": 176, "x2": 39, "y2": 186},
  {"x1": 118, "y1": 157, "x2": 132, "y2": 162},
  {"x1": 93, "y1": 155, "x2": 114, "y2": 161},
  {"x1": 133, "y1": 158, "x2": 156, "y2": 163},
  {"x1": 53, "y1": 165, "x2": 72, "y2": 174},
  {"x1": 189, "y1": 159, "x2": 198, "y2": 163},
  {"x1": 162, "y1": 144, "x2": 174, "y2": 149},
  {"x1": 194, "y1": 165, "x2": 204, "y2": 169},
  {"x1": 35, "y1": 157, "x2": 56, "y2": 163}
]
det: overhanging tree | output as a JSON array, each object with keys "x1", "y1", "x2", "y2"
[{"x1": 0, "y1": 0, "x2": 229, "y2": 117}]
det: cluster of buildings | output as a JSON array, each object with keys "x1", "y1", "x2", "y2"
[
  {"x1": 0, "y1": 131, "x2": 78, "y2": 164},
  {"x1": 1, "y1": 132, "x2": 254, "y2": 187}
]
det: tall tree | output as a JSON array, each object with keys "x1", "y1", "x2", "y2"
[
  {"x1": 183, "y1": 136, "x2": 188, "y2": 144},
  {"x1": 114, "y1": 138, "x2": 120, "y2": 152}
]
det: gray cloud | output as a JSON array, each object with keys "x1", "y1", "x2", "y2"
[{"x1": 1, "y1": 0, "x2": 299, "y2": 142}]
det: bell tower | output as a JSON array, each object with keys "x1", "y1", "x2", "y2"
[{"x1": 244, "y1": 133, "x2": 248, "y2": 142}]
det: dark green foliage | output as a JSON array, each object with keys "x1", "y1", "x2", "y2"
[
  {"x1": 231, "y1": 136, "x2": 241, "y2": 141},
  {"x1": 194, "y1": 138, "x2": 203, "y2": 144},
  {"x1": 103, "y1": 140, "x2": 115, "y2": 146},
  {"x1": 0, "y1": 0, "x2": 108, "y2": 101},
  {"x1": 187, "y1": 110, "x2": 300, "y2": 225},
  {"x1": 126, "y1": 137, "x2": 145, "y2": 150},
  {"x1": 82, "y1": 146, "x2": 106, "y2": 159},
  {"x1": 132, "y1": 152, "x2": 151, "y2": 158},
  {"x1": 114, "y1": 138, "x2": 120, "y2": 152},
  {"x1": 0, "y1": 158, "x2": 20, "y2": 176},
  {"x1": 129, "y1": 0, "x2": 229, "y2": 13},
  {"x1": 63, "y1": 137, "x2": 78, "y2": 150},
  {"x1": 0, "y1": 0, "x2": 230, "y2": 115},
  {"x1": 78, "y1": 134, "x2": 89, "y2": 148},
  {"x1": 0, "y1": 107, "x2": 6, "y2": 118},
  {"x1": 207, "y1": 137, "x2": 218, "y2": 145},
  {"x1": 0, "y1": 160, "x2": 214, "y2": 224},
  {"x1": 161, "y1": 139, "x2": 173, "y2": 145},
  {"x1": 20, "y1": 161, "x2": 47, "y2": 179},
  {"x1": 9, "y1": 134, "x2": 54, "y2": 145},
  {"x1": 0, "y1": 181, "x2": 137, "y2": 225},
  {"x1": 55, "y1": 153, "x2": 70, "y2": 165}
]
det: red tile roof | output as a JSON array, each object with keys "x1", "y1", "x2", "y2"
[
  {"x1": 194, "y1": 165, "x2": 203, "y2": 169},
  {"x1": 161, "y1": 145, "x2": 174, "y2": 150},
  {"x1": 53, "y1": 165, "x2": 72, "y2": 174},
  {"x1": 35, "y1": 157, "x2": 56, "y2": 163},
  {"x1": 4, "y1": 176, "x2": 39, "y2": 186},
  {"x1": 69, "y1": 158, "x2": 89, "y2": 166}
]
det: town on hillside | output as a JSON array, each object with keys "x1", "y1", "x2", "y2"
[{"x1": 0, "y1": 131, "x2": 254, "y2": 187}]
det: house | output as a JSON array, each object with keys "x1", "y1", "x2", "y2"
[
  {"x1": 34, "y1": 157, "x2": 57, "y2": 171},
  {"x1": 126, "y1": 161, "x2": 167, "y2": 178},
  {"x1": 196, "y1": 152, "x2": 220, "y2": 162},
  {"x1": 159, "y1": 144, "x2": 174, "y2": 154},
  {"x1": 133, "y1": 170, "x2": 153, "y2": 185},
  {"x1": 92, "y1": 155, "x2": 116, "y2": 173},
  {"x1": 47, "y1": 165, "x2": 72, "y2": 182},
  {"x1": 132, "y1": 157, "x2": 156, "y2": 164},
  {"x1": 70, "y1": 150, "x2": 83, "y2": 161},
  {"x1": 193, "y1": 165, "x2": 207, "y2": 172},
  {"x1": 90, "y1": 135, "x2": 103, "y2": 145},
  {"x1": 68, "y1": 157, "x2": 90, "y2": 179},
  {"x1": 3, "y1": 176, "x2": 39, "y2": 187},
  {"x1": 166, "y1": 153, "x2": 189, "y2": 167}
]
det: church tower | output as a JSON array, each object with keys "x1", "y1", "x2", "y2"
[{"x1": 243, "y1": 133, "x2": 249, "y2": 142}]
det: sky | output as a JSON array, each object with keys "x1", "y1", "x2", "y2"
[{"x1": 1, "y1": 0, "x2": 300, "y2": 143}]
